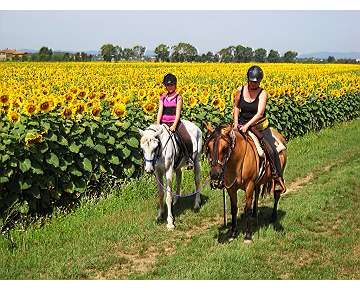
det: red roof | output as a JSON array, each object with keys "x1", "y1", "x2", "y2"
[{"x1": 0, "y1": 49, "x2": 27, "y2": 55}]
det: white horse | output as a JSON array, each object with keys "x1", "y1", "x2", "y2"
[{"x1": 138, "y1": 120, "x2": 203, "y2": 229}]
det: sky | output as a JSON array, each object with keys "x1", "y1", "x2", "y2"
[{"x1": 0, "y1": 10, "x2": 359, "y2": 55}]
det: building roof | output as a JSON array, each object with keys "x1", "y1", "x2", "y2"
[{"x1": 0, "y1": 49, "x2": 27, "y2": 55}]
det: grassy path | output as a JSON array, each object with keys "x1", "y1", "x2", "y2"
[{"x1": 1, "y1": 119, "x2": 360, "y2": 279}]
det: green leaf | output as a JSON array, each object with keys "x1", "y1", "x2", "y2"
[
  {"x1": 117, "y1": 131, "x2": 126, "y2": 138},
  {"x1": 1, "y1": 154, "x2": 10, "y2": 163},
  {"x1": 82, "y1": 158, "x2": 93, "y2": 172},
  {"x1": 31, "y1": 161, "x2": 44, "y2": 175},
  {"x1": 63, "y1": 181, "x2": 75, "y2": 193},
  {"x1": 83, "y1": 136, "x2": 95, "y2": 148},
  {"x1": 107, "y1": 136, "x2": 116, "y2": 145},
  {"x1": 47, "y1": 131, "x2": 58, "y2": 142},
  {"x1": 69, "y1": 143, "x2": 81, "y2": 153},
  {"x1": 108, "y1": 154, "x2": 120, "y2": 165},
  {"x1": 18, "y1": 201, "x2": 29, "y2": 214},
  {"x1": 0, "y1": 176, "x2": 9, "y2": 183},
  {"x1": 19, "y1": 158, "x2": 32, "y2": 173},
  {"x1": 94, "y1": 144, "x2": 107, "y2": 154},
  {"x1": 19, "y1": 179, "x2": 31, "y2": 190},
  {"x1": 57, "y1": 135, "x2": 69, "y2": 146},
  {"x1": 122, "y1": 147, "x2": 131, "y2": 159},
  {"x1": 74, "y1": 179, "x2": 87, "y2": 193},
  {"x1": 46, "y1": 153, "x2": 59, "y2": 167},
  {"x1": 69, "y1": 166, "x2": 83, "y2": 177},
  {"x1": 127, "y1": 137, "x2": 139, "y2": 148}
]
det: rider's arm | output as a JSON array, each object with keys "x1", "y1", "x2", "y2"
[
  {"x1": 245, "y1": 90, "x2": 267, "y2": 128},
  {"x1": 173, "y1": 96, "x2": 183, "y2": 129},
  {"x1": 156, "y1": 97, "x2": 164, "y2": 125},
  {"x1": 233, "y1": 89, "x2": 241, "y2": 128}
]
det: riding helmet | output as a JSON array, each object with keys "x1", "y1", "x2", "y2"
[
  {"x1": 247, "y1": 66, "x2": 264, "y2": 82},
  {"x1": 163, "y1": 73, "x2": 177, "y2": 86}
]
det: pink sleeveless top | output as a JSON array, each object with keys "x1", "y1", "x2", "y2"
[{"x1": 160, "y1": 93, "x2": 182, "y2": 123}]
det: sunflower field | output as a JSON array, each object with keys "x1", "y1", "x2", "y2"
[{"x1": 1, "y1": 62, "x2": 360, "y2": 214}]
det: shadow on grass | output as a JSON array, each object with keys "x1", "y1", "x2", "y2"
[
  {"x1": 156, "y1": 194, "x2": 210, "y2": 224},
  {"x1": 216, "y1": 206, "x2": 286, "y2": 243}
]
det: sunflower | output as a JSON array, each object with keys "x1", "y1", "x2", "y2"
[
  {"x1": 24, "y1": 102, "x2": 37, "y2": 116},
  {"x1": 91, "y1": 106, "x2": 101, "y2": 117},
  {"x1": 75, "y1": 103, "x2": 85, "y2": 114},
  {"x1": 0, "y1": 94, "x2": 9, "y2": 105},
  {"x1": 8, "y1": 111, "x2": 20, "y2": 123},
  {"x1": 186, "y1": 95, "x2": 197, "y2": 108},
  {"x1": 61, "y1": 107, "x2": 73, "y2": 119},
  {"x1": 39, "y1": 100, "x2": 51, "y2": 113},
  {"x1": 142, "y1": 101, "x2": 156, "y2": 114},
  {"x1": 112, "y1": 103, "x2": 127, "y2": 118}
]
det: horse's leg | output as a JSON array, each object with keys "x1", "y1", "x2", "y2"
[
  {"x1": 271, "y1": 189, "x2": 281, "y2": 222},
  {"x1": 244, "y1": 181, "x2": 255, "y2": 242},
  {"x1": 165, "y1": 168, "x2": 175, "y2": 229},
  {"x1": 193, "y1": 156, "x2": 201, "y2": 212},
  {"x1": 174, "y1": 168, "x2": 181, "y2": 206},
  {"x1": 252, "y1": 186, "x2": 260, "y2": 218},
  {"x1": 227, "y1": 187, "x2": 238, "y2": 241},
  {"x1": 155, "y1": 171, "x2": 165, "y2": 224}
]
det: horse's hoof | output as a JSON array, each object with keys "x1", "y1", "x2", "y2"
[
  {"x1": 271, "y1": 213, "x2": 277, "y2": 223},
  {"x1": 166, "y1": 224, "x2": 175, "y2": 230},
  {"x1": 244, "y1": 239, "x2": 253, "y2": 244},
  {"x1": 193, "y1": 204, "x2": 201, "y2": 212}
]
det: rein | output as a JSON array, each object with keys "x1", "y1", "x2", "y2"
[
  {"x1": 143, "y1": 125, "x2": 173, "y2": 166},
  {"x1": 206, "y1": 128, "x2": 247, "y2": 189}
]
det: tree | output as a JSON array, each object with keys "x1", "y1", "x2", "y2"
[
  {"x1": 122, "y1": 48, "x2": 135, "y2": 60},
  {"x1": 234, "y1": 45, "x2": 246, "y2": 62},
  {"x1": 133, "y1": 45, "x2": 146, "y2": 60},
  {"x1": 114, "y1": 46, "x2": 123, "y2": 61},
  {"x1": 171, "y1": 42, "x2": 198, "y2": 62},
  {"x1": 154, "y1": 44, "x2": 170, "y2": 62},
  {"x1": 327, "y1": 56, "x2": 336, "y2": 63},
  {"x1": 100, "y1": 44, "x2": 116, "y2": 61},
  {"x1": 283, "y1": 50, "x2": 298, "y2": 62},
  {"x1": 267, "y1": 49, "x2": 281, "y2": 63},
  {"x1": 38, "y1": 46, "x2": 53, "y2": 61},
  {"x1": 254, "y1": 48, "x2": 267, "y2": 62},
  {"x1": 243, "y1": 47, "x2": 254, "y2": 62},
  {"x1": 218, "y1": 46, "x2": 235, "y2": 62},
  {"x1": 200, "y1": 51, "x2": 217, "y2": 62}
]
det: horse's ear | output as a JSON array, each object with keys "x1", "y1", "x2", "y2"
[
  {"x1": 204, "y1": 122, "x2": 214, "y2": 133},
  {"x1": 138, "y1": 128, "x2": 144, "y2": 136}
]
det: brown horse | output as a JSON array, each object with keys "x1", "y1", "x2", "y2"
[{"x1": 205, "y1": 124, "x2": 287, "y2": 242}]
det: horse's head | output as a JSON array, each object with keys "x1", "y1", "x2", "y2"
[
  {"x1": 138, "y1": 125, "x2": 163, "y2": 173},
  {"x1": 204, "y1": 123, "x2": 236, "y2": 188}
]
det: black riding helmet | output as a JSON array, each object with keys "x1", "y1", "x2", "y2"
[
  {"x1": 163, "y1": 73, "x2": 177, "y2": 86},
  {"x1": 247, "y1": 66, "x2": 264, "y2": 82}
]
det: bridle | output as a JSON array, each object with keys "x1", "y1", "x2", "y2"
[
  {"x1": 142, "y1": 125, "x2": 176, "y2": 168},
  {"x1": 205, "y1": 127, "x2": 237, "y2": 189}
]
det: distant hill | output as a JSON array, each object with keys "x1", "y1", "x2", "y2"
[{"x1": 298, "y1": 52, "x2": 360, "y2": 60}]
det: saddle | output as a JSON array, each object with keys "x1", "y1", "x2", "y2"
[
  {"x1": 247, "y1": 130, "x2": 286, "y2": 184},
  {"x1": 248, "y1": 131, "x2": 286, "y2": 158}
]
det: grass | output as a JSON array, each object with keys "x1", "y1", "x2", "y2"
[{"x1": 0, "y1": 118, "x2": 360, "y2": 279}]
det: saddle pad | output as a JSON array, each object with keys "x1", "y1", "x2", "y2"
[{"x1": 248, "y1": 131, "x2": 286, "y2": 158}]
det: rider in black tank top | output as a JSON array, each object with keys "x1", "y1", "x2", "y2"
[
  {"x1": 233, "y1": 66, "x2": 286, "y2": 194},
  {"x1": 238, "y1": 85, "x2": 264, "y2": 125}
]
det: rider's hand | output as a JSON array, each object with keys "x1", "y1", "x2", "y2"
[
  {"x1": 169, "y1": 125, "x2": 176, "y2": 132},
  {"x1": 233, "y1": 123, "x2": 239, "y2": 130},
  {"x1": 239, "y1": 124, "x2": 249, "y2": 133}
]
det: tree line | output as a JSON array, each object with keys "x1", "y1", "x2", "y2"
[
  {"x1": 100, "y1": 42, "x2": 359, "y2": 64},
  {"x1": 17, "y1": 47, "x2": 94, "y2": 62},
  {"x1": 5, "y1": 44, "x2": 359, "y2": 64}
]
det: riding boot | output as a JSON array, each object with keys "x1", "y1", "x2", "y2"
[{"x1": 261, "y1": 140, "x2": 286, "y2": 194}]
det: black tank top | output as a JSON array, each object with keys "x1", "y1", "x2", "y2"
[{"x1": 237, "y1": 86, "x2": 263, "y2": 124}]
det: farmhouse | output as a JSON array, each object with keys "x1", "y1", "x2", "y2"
[{"x1": 0, "y1": 49, "x2": 28, "y2": 61}]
